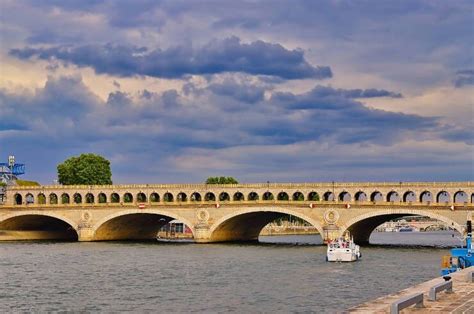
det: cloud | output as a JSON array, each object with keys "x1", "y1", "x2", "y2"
[
  {"x1": 10, "y1": 37, "x2": 332, "y2": 80},
  {"x1": 454, "y1": 70, "x2": 474, "y2": 87}
]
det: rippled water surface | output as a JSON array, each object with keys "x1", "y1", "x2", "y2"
[{"x1": 0, "y1": 232, "x2": 461, "y2": 313}]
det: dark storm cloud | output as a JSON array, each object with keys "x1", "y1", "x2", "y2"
[
  {"x1": 454, "y1": 70, "x2": 474, "y2": 87},
  {"x1": 208, "y1": 81, "x2": 265, "y2": 103},
  {"x1": 1, "y1": 75, "x2": 470, "y2": 183},
  {"x1": 10, "y1": 37, "x2": 332, "y2": 80}
]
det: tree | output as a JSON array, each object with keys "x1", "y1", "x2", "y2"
[
  {"x1": 57, "y1": 153, "x2": 112, "y2": 185},
  {"x1": 205, "y1": 176, "x2": 239, "y2": 184}
]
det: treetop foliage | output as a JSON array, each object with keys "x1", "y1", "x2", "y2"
[
  {"x1": 205, "y1": 176, "x2": 239, "y2": 184},
  {"x1": 57, "y1": 153, "x2": 112, "y2": 185}
]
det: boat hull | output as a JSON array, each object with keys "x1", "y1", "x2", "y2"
[{"x1": 327, "y1": 249, "x2": 360, "y2": 262}]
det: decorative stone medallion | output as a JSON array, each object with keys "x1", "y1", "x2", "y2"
[
  {"x1": 81, "y1": 210, "x2": 92, "y2": 222},
  {"x1": 324, "y1": 209, "x2": 339, "y2": 224},
  {"x1": 196, "y1": 209, "x2": 210, "y2": 222}
]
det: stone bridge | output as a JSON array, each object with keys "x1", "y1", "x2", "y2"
[{"x1": 0, "y1": 182, "x2": 472, "y2": 244}]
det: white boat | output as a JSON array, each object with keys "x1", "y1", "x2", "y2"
[{"x1": 326, "y1": 235, "x2": 361, "y2": 262}]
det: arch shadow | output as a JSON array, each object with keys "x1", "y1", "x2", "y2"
[
  {"x1": 91, "y1": 209, "x2": 195, "y2": 241},
  {"x1": 0, "y1": 212, "x2": 79, "y2": 241},
  {"x1": 209, "y1": 207, "x2": 324, "y2": 242}
]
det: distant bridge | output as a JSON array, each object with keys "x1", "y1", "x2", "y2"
[{"x1": 1, "y1": 182, "x2": 472, "y2": 243}]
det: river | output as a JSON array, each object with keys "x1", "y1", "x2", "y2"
[{"x1": 0, "y1": 231, "x2": 461, "y2": 312}]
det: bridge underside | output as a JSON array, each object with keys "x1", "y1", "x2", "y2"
[
  {"x1": 346, "y1": 214, "x2": 414, "y2": 245},
  {"x1": 93, "y1": 214, "x2": 174, "y2": 241},
  {"x1": 0, "y1": 215, "x2": 78, "y2": 241},
  {"x1": 211, "y1": 212, "x2": 296, "y2": 242}
]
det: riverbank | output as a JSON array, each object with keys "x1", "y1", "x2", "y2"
[{"x1": 350, "y1": 266, "x2": 473, "y2": 313}]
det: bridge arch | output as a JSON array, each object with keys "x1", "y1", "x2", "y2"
[
  {"x1": 177, "y1": 192, "x2": 187, "y2": 202},
  {"x1": 420, "y1": 191, "x2": 432, "y2": 203},
  {"x1": 323, "y1": 191, "x2": 335, "y2": 201},
  {"x1": 339, "y1": 191, "x2": 351, "y2": 202},
  {"x1": 85, "y1": 193, "x2": 94, "y2": 204},
  {"x1": 339, "y1": 209, "x2": 463, "y2": 245},
  {"x1": 219, "y1": 192, "x2": 230, "y2": 202},
  {"x1": 370, "y1": 191, "x2": 383, "y2": 202},
  {"x1": 437, "y1": 191, "x2": 450, "y2": 203},
  {"x1": 386, "y1": 191, "x2": 400, "y2": 202},
  {"x1": 233, "y1": 192, "x2": 244, "y2": 201},
  {"x1": 98, "y1": 193, "x2": 107, "y2": 203},
  {"x1": 0, "y1": 211, "x2": 79, "y2": 241},
  {"x1": 38, "y1": 193, "x2": 46, "y2": 205},
  {"x1": 190, "y1": 192, "x2": 201, "y2": 202},
  {"x1": 49, "y1": 193, "x2": 58, "y2": 204},
  {"x1": 14, "y1": 193, "x2": 22, "y2": 205},
  {"x1": 248, "y1": 192, "x2": 259, "y2": 201},
  {"x1": 204, "y1": 192, "x2": 215, "y2": 202},
  {"x1": 277, "y1": 192, "x2": 289, "y2": 201},
  {"x1": 150, "y1": 192, "x2": 160, "y2": 203},
  {"x1": 454, "y1": 191, "x2": 468, "y2": 204},
  {"x1": 91, "y1": 209, "x2": 195, "y2": 241},
  {"x1": 293, "y1": 191, "x2": 304, "y2": 201},
  {"x1": 308, "y1": 191, "x2": 319, "y2": 201},
  {"x1": 403, "y1": 191, "x2": 416, "y2": 202},
  {"x1": 111, "y1": 193, "x2": 120, "y2": 203},
  {"x1": 137, "y1": 192, "x2": 147, "y2": 203},
  {"x1": 61, "y1": 193, "x2": 70, "y2": 204},
  {"x1": 262, "y1": 191, "x2": 274, "y2": 201},
  {"x1": 209, "y1": 207, "x2": 325, "y2": 242},
  {"x1": 355, "y1": 191, "x2": 367, "y2": 202}
]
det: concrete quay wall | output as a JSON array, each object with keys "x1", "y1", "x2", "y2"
[{"x1": 350, "y1": 266, "x2": 473, "y2": 313}]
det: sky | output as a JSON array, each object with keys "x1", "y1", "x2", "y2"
[{"x1": 0, "y1": 0, "x2": 473, "y2": 184}]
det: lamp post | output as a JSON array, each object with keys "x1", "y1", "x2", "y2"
[{"x1": 8, "y1": 155, "x2": 15, "y2": 183}]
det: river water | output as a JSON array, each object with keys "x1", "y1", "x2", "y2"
[{"x1": 0, "y1": 231, "x2": 461, "y2": 313}]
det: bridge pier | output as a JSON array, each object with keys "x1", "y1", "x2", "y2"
[{"x1": 77, "y1": 227, "x2": 95, "y2": 242}]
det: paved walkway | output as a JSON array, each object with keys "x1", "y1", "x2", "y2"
[{"x1": 349, "y1": 267, "x2": 473, "y2": 313}]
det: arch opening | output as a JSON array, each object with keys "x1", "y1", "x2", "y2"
[
  {"x1": 111, "y1": 193, "x2": 120, "y2": 203},
  {"x1": 38, "y1": 193, "x2": 46, "y2": 205},
  {"x1": 0, "y1": 214, "x2": 78, "y2": 241},
  {"x1": 233, "y1": 192, "x2": 244, "y2": 201},
  {"x1": 355, "y1": 191, "x2": 367, "y2": 202},
  {"x1": 386, "y1": 191, "x2": 400, "y2": 202},
  {"x1": 454, "y1": 191, "x2": 468, "y2": 204},
  {"x1": 25, "y1": 193, "x2": 34, "y2": 204},
  {"x1": 163, "y1": 193, "x2": 174, "y2": 203},
  {"x1": 343, "y1": 213, "x2": 462, "y2": 246},
  {"x1": 308, "y1": 191, "x2": 319, "y2": 201},
  {"x1": 403, "y1": 191, "x2": 416, "y2": 203},
  {"x1": 98, "y1": 193, "x2": 107, "y2": 203},
  {"x1": 73, "y1": 193, "x2": 82, "y2": 204},
  {"x1": 204, "y1": 192, "x2": 215, "y2": 202},
  {"x1": 14, "y1": 193, "x2": 22, "y2": 205},
  {"x1": 49, "y1": 193, "x2": 58, "y2": 205},
  {"x1": 263, "y1": 192, "x2": 274, "y2": 201},
  {"x1": 85, "y1": 193, "x2": 95, "y2": 204},
  {"x1": 370, "y1": 191, "x2": 383, "y2": 202},
  {"x1": 248, "y1": 192, "x2": 259, "y2": 201},
  {"x1": 293, "y1": 192, "x2": 304, "y2": 201},
  {"x1": 123, "y1": 193, "x2": 133, "y2": 203},
  {"x1": 277, "y1": 192, "x2": 289, "y2": 201},
  {"x1": 137, "y1": 192, "x2": 147, "y2": 203},
  {"x1": 219, "y1": 192, "x2": 230, "y2": 202},
  {"x1": 339, "y1": 191, "x2": 351, "y2": 202},
  {"x1": 420, "y1": 191, "x2": 432, "y2": 203},
  {"x1": 93, "y1": 213, "x2": 193, "y2": 241},
  {"x1": 210, "y1": 210, "x2": 323, "y2": 244},
  {"x1": 323, "y1": 191, "x2": 335, "y2": 201},
  {"x1": 150, "y1": 193, "x2": 160, "y2": 203},
  {"x1": 190, "y1": 192, "x2": 201, "y2": 202},
  {"x1": 61, "y1": 193, "x2": 70, "y2": 204},
  {"x1": 437, "y1": 191, "x2": 450, "y2": 203},
  {"x1": 177, "y1": 192, "x2": 187, "y2": 202}
]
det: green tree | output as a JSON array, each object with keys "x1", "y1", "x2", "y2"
[
  {"x1": 57, "y1": 153, "x2": 112, "y2": 185},
  {"x1": 205, "y1": 176, "x2": 239, "y2": 184}
]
